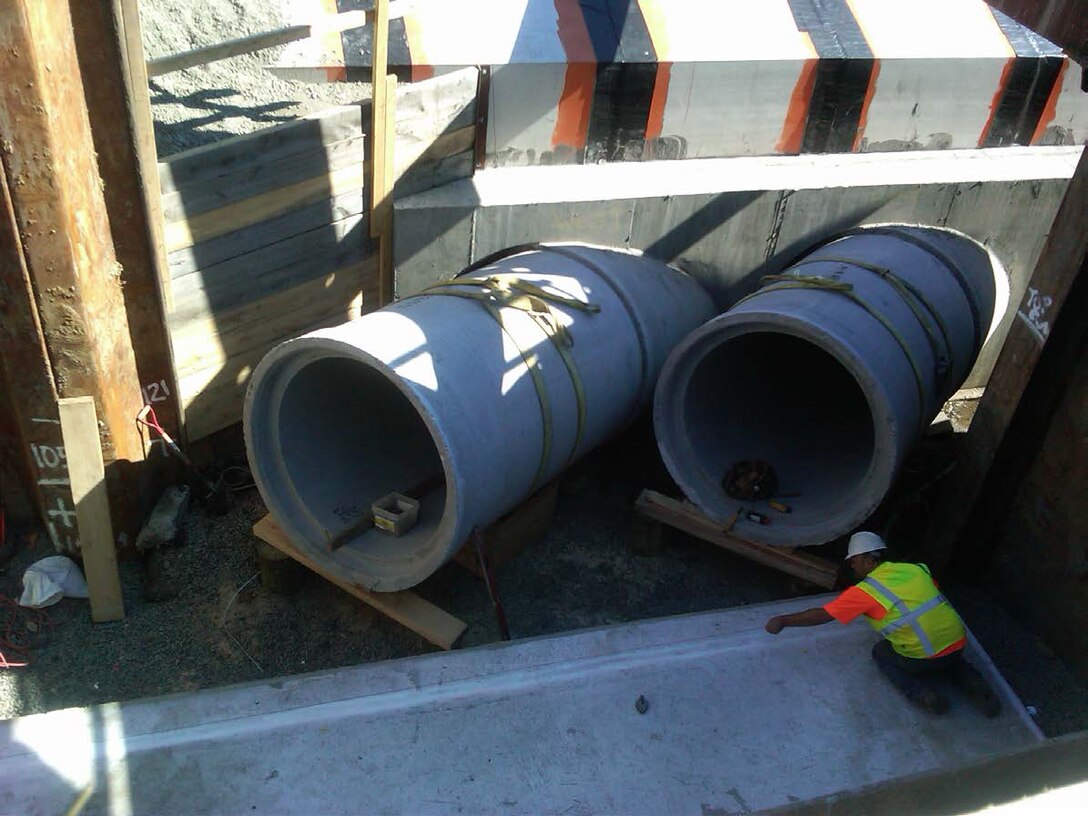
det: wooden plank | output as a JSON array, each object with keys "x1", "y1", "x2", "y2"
[
  {"x1": 924, "y1": 143, "x2": 1088, "y2": 570},
  {"x1": 72, "y1": 0, "x2": 183, "y2": 449},
  {"x1": 0, "y1": 157, "x2": 75, "y2": 552},
  {"x1": 148, "y1": 24, "x2": 313, "y2": 77},
  {"x1": 145, "y1": 5, "x2": 420, "y2": 77},
  {"x1": 156, "y1": 68, "x2": 476, "y2": 197},
  {"x1": 253, "y1": 514, "x2": 466, "y2": 650},
  {"x1": 635, "y1": 490, "x2": 839, "y2": 589},
  {"x1": 165, "y1": 161, "x2": 368, "y2": 253},
  {"x1": 378, "y1": 77, "x2": 398, "y2": 306},
  {"x1": 167, "y1": 187, "x2": 367, "y2": 279},
  {"x1": 57, "y1": 397, "x2": 124, "y2": 623},
  {"x1": 160, "y1": 134, "x2": 366, "y2": 224},
  {"x1": 397, "y1": 148, "x2": 475, "y2": 198},
  {"x1": 0, "y1": 0, "x2": 146, "y2": 545},
  {"x1": 170, "y1": 256, "x2": 373, "y2": 379},
  {"x1": 158, "y1": 105, "x2": 367, "y2": 196},
  {"x1": 176, "y1": 262, "x2": 379, "y2": 440},
  {"x1": 168, "y1": 211, "x2": 371, "y2": 323}
]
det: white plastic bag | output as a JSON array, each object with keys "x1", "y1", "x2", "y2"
[{"x1": 19, "y1": 556, "x2": 90, "y2": 608}]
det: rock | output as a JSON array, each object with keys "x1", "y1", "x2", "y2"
[{"x1": 136, "y1": 485, "x2": 191, "y2": 550}]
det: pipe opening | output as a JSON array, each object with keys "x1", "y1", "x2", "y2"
[
  {"x1": 683, "y1": 332, "x2": 875, "y2": 529},
  {"x1": 276, "y1": 356, "x2": 448, "y2": 566}
]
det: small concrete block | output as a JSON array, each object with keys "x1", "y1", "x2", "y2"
[
  {"x1": 372, "y1": 493, "x2": 420, "y2": 536},
  {"x1": 136, "y1": 485, "x2": 191, "y2": 550}
]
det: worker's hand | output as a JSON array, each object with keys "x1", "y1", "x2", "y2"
[{"x1": 765, "y1": 616, "x2": 785, "y2": 635}]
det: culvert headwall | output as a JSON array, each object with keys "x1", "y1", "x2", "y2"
[
  {"x1": 245, "y1": 244, "x2": 715, "y2": 591},
  {"x1": 653, "y1": 226, "x2": 1003, "y2": 547}
]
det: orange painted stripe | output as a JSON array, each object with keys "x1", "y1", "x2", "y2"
[
  {"x1": 551, "y1": 0, "x2": 597, "y2": 150},
  {"x1": 978, "y1": 57, "x2": 1016, "y2": 147},
  {"x1": 552, "y1": 63, "x2": 596, "y2": 150},
  {"x1": 325, "y1": 67, "x2": 348, "y2": 82},
  {"x1": 1031, "y1": 59, "x2": 1069, "y2": 145},
  {"x1": 843, "y1": 0, "x2": 878, "y2": 153},
  {"x1": 645, "y1": 62, "x2": 671, "y2": 141},
  {"x1": 403, "y1": 13, "x2": 434, "y2": 82},
  {"x1": 777, "y1": 59, "x2": 819, "y2": 154},
  {"x1": 850, "y1": 60, "x2": 881, "y2": 152}
]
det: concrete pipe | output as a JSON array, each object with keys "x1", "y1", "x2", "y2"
[
  {"x1": 653, "y1": 226, "x2": 1003, "y2": 547},
  {"x1": 245, "y1": 244, "x2": 715, "y2": 591}
]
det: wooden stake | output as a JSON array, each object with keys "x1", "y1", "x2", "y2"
[
  {"x1": 58, "y1": 397, "x2": 124, "y2": 623},
  {"x1": 369, "y1": 0, "x2": 398, "y2": 305}
]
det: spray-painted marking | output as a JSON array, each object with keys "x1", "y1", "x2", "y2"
[
  {"x1": 37, "y1": 478, "x2": 71, "y2": 486},
  {"x1": 141, "y1": 379, "x2": 172, "y2": 404},
  {"x1": 46, "y1": 496, "x2": 77, "y2": 529},
  {"x1": 31, "y1": 417, "x2": 61, "y2": 425},
  {"x1": 30, "y1": 443, "x2": 67, "y2": 470},
  {"x1": 45, "y1": 521, "x2": 76, "y2": 551},
  {"x1": 1016, "y1": 285, "x2": 1053, "y2": 344}
]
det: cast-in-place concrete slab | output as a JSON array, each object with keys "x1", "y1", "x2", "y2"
[{"x1": 0, "y1": 597, "x2": 1040, "y2": 815}]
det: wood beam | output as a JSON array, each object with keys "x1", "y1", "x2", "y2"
[
  {"x1": 70, "y1": 0, "x2": 183, "y2": 458},
  {"x1": 987, "y1": 1, "x2": 1088, "y2": 65},
  {"x1": 0, "y1": 0, "x2": 146, "y2": 548},
  {"x1": 924, "y1": 145, "x2": 1088, "y2": 571},
  {"x1": 370, "y1": 0, "x2": 397, "y2": 305}
]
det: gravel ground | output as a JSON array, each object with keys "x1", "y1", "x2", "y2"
[
  {"x1": 139, "y1": 0, "x2": 368, "y2": 157},
  {"x1": 2, "y1": 418, "x2": 1086, "y2": 738},
  {"x1": 4, "y1": 0, "x2": 1084, "y2": 747},
  {"x1": 0, "y1": 422, "x2": 814, "y2": 721}
]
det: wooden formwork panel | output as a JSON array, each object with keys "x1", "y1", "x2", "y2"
[{"x1": 162, "y1": 68, "x2": 479, "y2": 440}]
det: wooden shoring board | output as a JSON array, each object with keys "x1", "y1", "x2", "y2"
[
  {"x1": 635, "y1": 490, "x2": 839, "y2": 590},
  {"x1": 58, "y1": 397, "x2": 124, "y2": 622},
  {"x1": 73, "y1": 0, "x2": 182, "y2": 442},
  {"x1": 252, "y1": 514, "x2": 467, "y2": 650}
]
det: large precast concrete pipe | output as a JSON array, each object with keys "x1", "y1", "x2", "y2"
[
  {"x1": 245, "y1": 244, "x2": 715, "y2": 591},
  {"x1": 653, "y1": 226, "x2": 1003, "y2": 547}
]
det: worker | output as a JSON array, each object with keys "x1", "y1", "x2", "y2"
[{"x1": 764, "y1": 531, "x2": 1001, "y2": 717}]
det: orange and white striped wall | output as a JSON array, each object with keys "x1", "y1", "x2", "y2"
[{"x1": 275, "y1": 0, "x2": 1088, "y2": 165}]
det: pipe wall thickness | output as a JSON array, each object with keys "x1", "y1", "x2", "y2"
[
  {"x1": 245, "y1": 244, "x2": 715, "y2": 590},
  {"x1": 653, "y1": 226, "x2": 1002, "y2": 547}
]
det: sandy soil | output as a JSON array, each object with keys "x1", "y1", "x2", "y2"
[{"x1": 139, "y1": 0, "x2": 368, "y2": 157}]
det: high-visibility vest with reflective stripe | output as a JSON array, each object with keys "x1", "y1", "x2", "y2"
[{"x1": 856, "y1": 562, "x2": 964, "y2": 659}]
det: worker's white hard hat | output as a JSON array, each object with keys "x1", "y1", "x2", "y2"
[{"x1": 846, "y1": 531, "x2": 887, "y2": 559}]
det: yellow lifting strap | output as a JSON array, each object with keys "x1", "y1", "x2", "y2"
[{"x1": 420, "y1": 276, "x2": 600, "y2": 490}]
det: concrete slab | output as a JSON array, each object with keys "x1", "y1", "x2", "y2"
[{"x1": 0, "y1": 598, "x2": 1039, "y2": 815}]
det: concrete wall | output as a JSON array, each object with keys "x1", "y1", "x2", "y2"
[{"x1": 395, "y1": 145, "x2": 1083, "y2": 389}]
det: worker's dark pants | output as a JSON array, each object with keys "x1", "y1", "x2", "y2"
[{"x1": 870, "y1": 640, "x2": 991, "y2": 704}]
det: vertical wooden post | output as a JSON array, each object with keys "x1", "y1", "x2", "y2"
[
  {"x1": 58, "y1": 397, "x2": 125, "y2": 622},
  {"x1": 925, "y1": 146, "x2": 1088, "y2": 570},
  {"x1": 0, "y1": 0, "x2": 146, "y2": 548},
  {"x1": 369, "y1": 0, "x2": 398, "y2": 305},
  {"x1": 70, "y1": 0, "x2": 183, "y2": 452}
]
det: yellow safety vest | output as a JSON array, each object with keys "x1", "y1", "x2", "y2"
[{"x1": 856, "y1": 562, "x2": 965, "y2": 659}]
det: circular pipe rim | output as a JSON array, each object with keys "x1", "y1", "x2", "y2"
[
  {"x1": 245, "y1": 336, "x2": 462, "y2": 591},
  {"x1": 654, "y1": 310, "x2": 900, "y2": 546}
]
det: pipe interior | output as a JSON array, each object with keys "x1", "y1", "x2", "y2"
[
  {"x1": 276, "y1": 356, "x2": 447, "y2": 560},
  {"x1": 683, "y1": 332, "x2": 875, "y2": 526}
]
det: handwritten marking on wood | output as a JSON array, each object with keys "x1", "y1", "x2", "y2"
[{"x1": 1017, "y1": 285, "x2": 1054, "y2": 344}]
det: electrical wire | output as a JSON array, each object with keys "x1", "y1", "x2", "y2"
[{"x1": 221, "y1": 571, "x2": 263, "y2": 672}]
